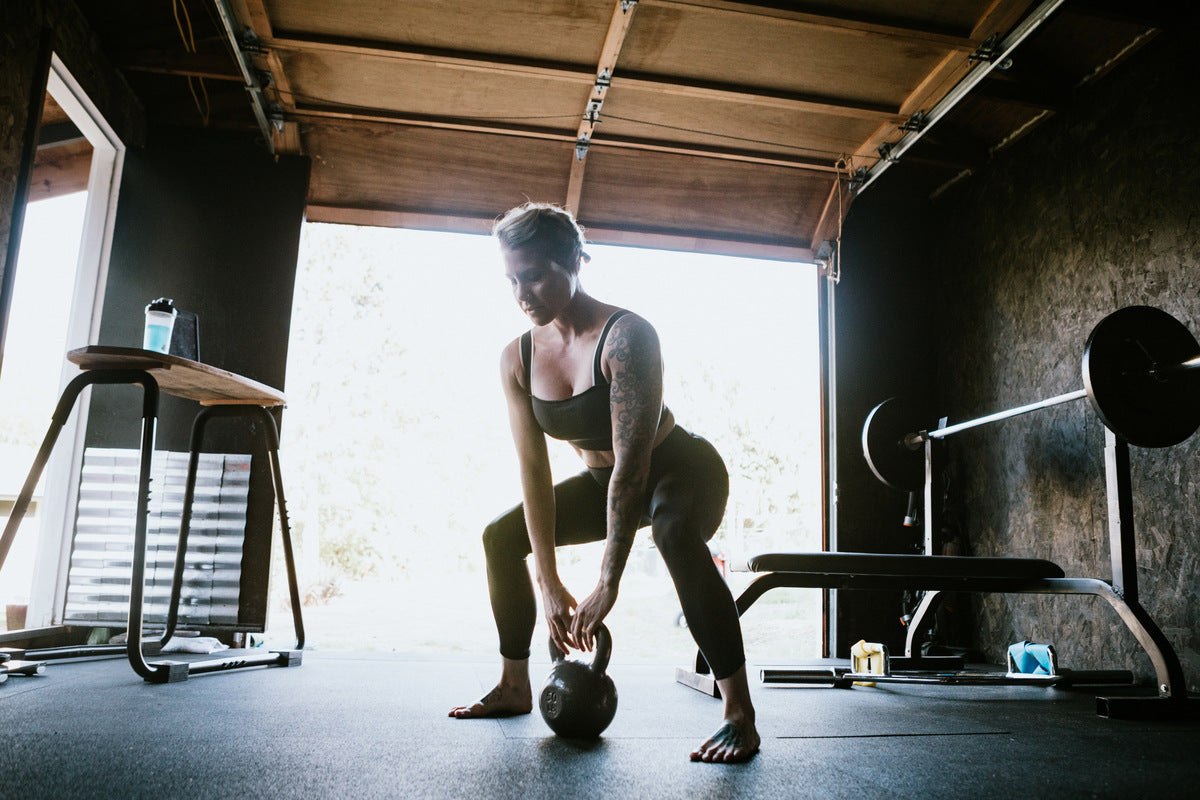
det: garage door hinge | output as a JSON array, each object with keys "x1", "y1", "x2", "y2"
[
  {"x1": 268, "y1": 103, "x2": 285, "y2": 133},
  {"x1": 968, "y1": 33, "x2": 1000, "y2": 65},
  {"x1": 847, "y1": 166, "x2": 867, "y2": 193},
  {"x1": 901, "y1": 111, "x2": 927, "y2": 133},
  {"x1": 239, "y1": 25, "x2": 265, "y2": 55},
  {"x1": 595, "y1": 68, "x2": 612, "y2": 93},
  {"x1": 584, "y1": 98, "x2": 604, "y2": 124}
]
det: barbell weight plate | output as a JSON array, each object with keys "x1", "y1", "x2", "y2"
[
  {"x1": 1083, "y1": 305, "x2": 1200, "y2": 448},
  {"x1": 862, "y1": 398, "x2": 926, "y2": 492}
]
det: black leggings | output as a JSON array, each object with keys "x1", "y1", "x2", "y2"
[{"x1": 482, "y1": 426, "x2": 746, "y2": 680}]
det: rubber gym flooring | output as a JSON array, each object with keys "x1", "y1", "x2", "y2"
[{"x1": 1, "y1": 650, "x2": 1197, "y2": 799}]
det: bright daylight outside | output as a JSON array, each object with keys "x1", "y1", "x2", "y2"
[
  {"x1": 1, "y1": 192, "x2": 88, "y2": 630},
  {"x1": 276, "y1": 222, "x2": 824, "y2": 667}
]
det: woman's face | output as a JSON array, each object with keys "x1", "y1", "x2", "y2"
[{"x1": 502, "y1": 245, "x2": 577, "y2": 326}]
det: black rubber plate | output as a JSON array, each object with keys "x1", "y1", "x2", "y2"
[
  {"x1": 1083, "y1": 305, "x2": 1200, "y2": 447},
  {"x1": 862, "y1": 397, "x2": 926, "y2": 492}
]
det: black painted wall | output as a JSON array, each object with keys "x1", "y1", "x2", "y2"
[
  {"x1": 835, "y1": 20, "x2": 1199, "y2": 689},
  {"x1": 832, "y1": 174, "x2": 937, "y2": 651},
  {"x1": 84, "y1": 128, "x2": 310, "y2": 631}
]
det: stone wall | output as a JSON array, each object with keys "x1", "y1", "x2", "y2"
[{"x1": 926, "y1": 23, "x2": 1199, "y2": 689}]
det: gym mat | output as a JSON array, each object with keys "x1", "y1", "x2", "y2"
[{"x1": 2, "y1": 651, "x2": 1197, "y2": 800}]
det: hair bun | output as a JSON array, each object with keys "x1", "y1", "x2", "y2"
[{"x1": 493, "y1": 202, "x2": 589, "y2": 270}]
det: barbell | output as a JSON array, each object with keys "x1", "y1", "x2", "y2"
[{"x1": 864, "y1": 305, "x2": 1200, "y2": 492}]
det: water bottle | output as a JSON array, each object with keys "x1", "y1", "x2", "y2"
[{"x1": 143, "y1": 298, "x2": 177, "y2": 354}]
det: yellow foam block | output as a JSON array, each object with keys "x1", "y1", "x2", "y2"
[{"x1": 850, "y1": 639, "x2": 889, "y2": 686}]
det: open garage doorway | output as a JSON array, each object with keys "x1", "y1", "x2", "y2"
[{"x1": 278, "y1": 222, "x2": 823, "y2": 665}]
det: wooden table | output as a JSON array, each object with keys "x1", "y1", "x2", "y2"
[
  {"x1": 67, "y1": 346, "x2": 286, "y2": 406},
  {"x1": 1, "y1": 347, "x2": 302, "y2": 683}
]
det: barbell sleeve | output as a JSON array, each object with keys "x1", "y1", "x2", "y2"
[{"x1": 1152, "y1": 354, "x2": 1200, "y2": 379}]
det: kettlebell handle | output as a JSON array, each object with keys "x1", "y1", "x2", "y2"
[
  {"x1": 591, "y1": 624, "x2": 612, "y2": 675},
  {"x1": 547, "y1": 623, "x2": 612, "y2": 675}
]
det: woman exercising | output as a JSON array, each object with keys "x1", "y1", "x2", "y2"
[{"x1": 449, "y1": 203, "x2": 760, "y2": 763}]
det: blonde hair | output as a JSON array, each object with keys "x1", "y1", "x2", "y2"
[{"x1": 493, "y1": 202, "x2": 590, "y2": 271}]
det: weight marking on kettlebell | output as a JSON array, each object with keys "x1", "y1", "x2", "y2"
[{"x1": 543, "y1": 687, "x2": 561, "y2": 718}]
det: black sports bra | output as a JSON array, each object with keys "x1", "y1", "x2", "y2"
[{"x1": 521, "y1": 311, "x2": 627, "y2": 451}]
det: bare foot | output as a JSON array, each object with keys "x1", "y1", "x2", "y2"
[
  {"x1": 689, "y1": 719, "x2": 761, "y2": 763},
  {"x1": 449, "y1": 683, "x2": 533, "y2": 719},
  {"x1": 693, "y1": 665, "x2": 760, "y2": 762}
]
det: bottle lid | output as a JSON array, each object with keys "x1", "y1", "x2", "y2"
[{"x1": 146, "y1": 298, "x2": 176, "y2": 314}]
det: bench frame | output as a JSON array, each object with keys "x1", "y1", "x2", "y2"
[{"x1": 677, "y1": 429, "x2": 1188, "y2": 719}]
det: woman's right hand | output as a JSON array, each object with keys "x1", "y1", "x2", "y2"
[{"x1": 541, "y1": 580, "x2": 578, "y2": 655}]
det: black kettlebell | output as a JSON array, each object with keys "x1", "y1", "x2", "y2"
[{"x1": 539, "y1": 624, "x2": 618, "y2": 739}]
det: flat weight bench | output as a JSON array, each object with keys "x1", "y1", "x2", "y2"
[
  {"x1": 676, "y1": 436, "x2": 1188, "y2": 719},
  {"x1": 677, "y1": 547, "x2": 1185, "y2": 720},
  {"x1": 674, "y1": 553, "x2": 1061, "y2": 679},
  {"x1": 747, "y1": 553, "x2": 1088, "y2": 680}
]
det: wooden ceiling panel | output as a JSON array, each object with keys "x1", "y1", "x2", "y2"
[
  {"x1": 41, "y1": 93, "x2": 71, "y2": 127},
  {"x1": 303, "y1": 120, "x2": 572, "y2": 218},
  {"x1": 779, "y1": 0, "x2": 1004, "y2": 32},
  {"x1": 30, "y1": 139, "x2": 94, "y2": 203},
  {"x1": 942, "y1": 95, "x2": 1053, "y2": 152},
  {"x1": 599, "y1": 86, "x2": 887, "y2": 164},
  {"x1": 577, "y1": 145, "x2": 829, "y2": 251},
  {"x1": 620, "y1": 2, "x2": 976, "y2": 107},
  {"x1": 1022, "y1": 11, "x2": 1160, "y2": 86},
  {"x1": 71, "y1": 1, "x2": 1163, "y2": 258},
  {"x1": 278, "y1": 50, "x2": 591, "y2": 123},
  {"x1": 264, "y1": 0, "x2": 616, "y2": 65}
]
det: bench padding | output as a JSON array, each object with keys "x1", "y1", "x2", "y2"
[{"x1": 748, "y1": 552, "x2": 1065, "y2": 580}]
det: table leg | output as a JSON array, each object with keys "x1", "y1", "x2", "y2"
[
  {"x1": 149, "y1": 405, "x2": 303, "y2": 681},
  {"x1": 255, "y1": 407, "x2": 306, "y2": 651},
  {"x1": 2, "y1": 370, "x2": 147, "y2": 571},
  {"x1": 120, "y1": 377, "x2": 187, "y2": 682}
]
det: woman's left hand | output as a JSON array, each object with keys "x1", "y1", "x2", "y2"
[{"x1": 571, "y1": 583, "x2": 618, "y2": 650}]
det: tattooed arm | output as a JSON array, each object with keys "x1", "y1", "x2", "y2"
[{"x1": 570, "y1": 313, "x2": 664, "y2": 647}]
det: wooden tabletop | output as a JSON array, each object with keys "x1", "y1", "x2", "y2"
[{"x1": 67, "y1": 346, "x2": 286, "y2": 407}]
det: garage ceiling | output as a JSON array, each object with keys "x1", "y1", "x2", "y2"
[{"x1": 67, "y1": 0, "x2": 1166, "y2": 260}]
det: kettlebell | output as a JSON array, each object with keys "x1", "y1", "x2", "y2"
[{"x1": 539, "y1": 624, "x2": 618, "y2": 739}]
